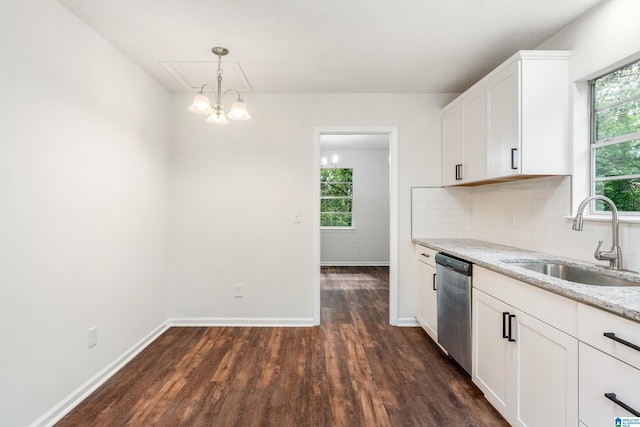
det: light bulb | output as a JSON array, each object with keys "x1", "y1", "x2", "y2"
[
  {"x1": 206, "y1": 107, "x2": 229, "y2": 125},
  {"x1": 228, "y1": 100, "x2": 251, "y2": 120},
  {"x1": 188, "y1": 94, "x2": 212, "y2": 115}
]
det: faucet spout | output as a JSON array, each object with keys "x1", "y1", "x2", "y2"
[
  {"x1": 572, "y1": 195, "x2": 622, "y2": 269},
  {"x1": 572, "y1": 213, "x2": 584, "y2": 231}
]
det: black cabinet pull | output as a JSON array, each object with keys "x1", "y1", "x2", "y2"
[
  {"x1": 604, "y1": 332, "x2": 640, "y2": 352},
  {"x1": 421, "y1": 253, "x2": 430, "y2": 258},
  {"x1": 502, "y1": 312, "x2": 509, "y2": 339},
  {"x1": 604, "y1": 393, "x2": 640, "y2": 417},
  {"x1": 455, "y1": 164, "x2": 463, "y2": 180},
  {"x1": 511, "y1": 148, "x2": 518, "y2": 170},
  {"x1": 508, "y1": 314, "x2": 516, "y2": 342},
  {"x1": 432, "y1": 273, "x2": 437, "y2": 291}
]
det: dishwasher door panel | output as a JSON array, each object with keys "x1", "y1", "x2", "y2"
[{"x1": 436, "y1": 263, "x2": 472, "y2": 375}]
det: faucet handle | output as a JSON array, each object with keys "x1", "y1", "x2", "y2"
[{"x1": 594, "y1": 240, "x2": 604, "y2": 260}]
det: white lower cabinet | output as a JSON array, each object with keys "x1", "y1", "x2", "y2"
[
  {"x1": 473, "y1": 290, "x2": 511, "y2": 418},
  {"x1": 512, "y1": 308, "x2": 578, "y2": 427},
  {"x1": 428, "y1": 255, "x2": 640, "y2": 426},
  {"x1": 579, "y1": 343, "x2": 640, "y2": 426},
  {"x1": 415, "y1": 246, "x2": 438, "y2": 341},
  {"x1": 577, "y1": 303, "x2": 640, "y2": 426},
  {"x1": 473, "y1": 267, "x2": 578, "y2": 426}
]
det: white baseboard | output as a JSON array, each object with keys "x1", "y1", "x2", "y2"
[
  {"x1": 169, "y1": 317, "x2": 316, "y2": 327},
  {"x1": 30, "y1": 316, "x2": 334, "y2": 426},
  {"x1": 30, "y1": 316, "x2": 315, "y2": 426},
  {"x1": 31, "y1": 321, "x2": 171, "y2": 427},
  {"x1": 396, "y1": 317, "x2": 420, "y2": 327},
  {"x1": 320, "y1": 261, "x2": 390, "y2": 267}
]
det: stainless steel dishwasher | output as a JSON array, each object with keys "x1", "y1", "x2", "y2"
[{"x1": 435, "y1": 252, "x2": 472, "y2": 375}]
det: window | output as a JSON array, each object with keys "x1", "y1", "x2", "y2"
[
  {"x1": 590, "y1": 58, "x2": 640, "y2": 213},
  {"x1": 320, "y1": 168, "x2": 353, "y2": 227}
]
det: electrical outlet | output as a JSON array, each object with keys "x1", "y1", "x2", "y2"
[
  {"x1": 234, "y1": 284, "x2": 243, "y2": 298},
  {"x1": 88, "y1": 326, "x2": 97, "y2": 349}
]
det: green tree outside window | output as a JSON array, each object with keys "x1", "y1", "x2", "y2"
[
  {"x1": 320, "y1": 168, "x2": 353, "y2": 227},
  {"x1": 592, "y1": 59, "x2": 640, "y2": 212}
]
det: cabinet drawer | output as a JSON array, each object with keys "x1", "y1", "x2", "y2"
[
  {"x1": 578, "y1": 303, "x2": 640, "y2": 370},
  {"x1": 474, "y1": 266, "x2": 577, "y2": 336},
  {"x1": 579, "y1": 342, "x2": 640, "y2": 425},
  {"x1": 415, "y1": 245, "x2": 437, "y2": 268}
]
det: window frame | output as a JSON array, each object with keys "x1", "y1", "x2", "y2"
[
  {"x1": 320, "y1": 167, "x2": 355, "y2": 229},
  {"x1": 589, "y1": 58, "x2": 640, "y2": 216}
]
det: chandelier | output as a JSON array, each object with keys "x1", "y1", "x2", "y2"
[{"x1": 188, "y1": 47, "x2": 251, "y2": 125}]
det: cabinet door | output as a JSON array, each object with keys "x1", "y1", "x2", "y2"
[
  {"x1": 473, "y1": 289, "x2": 511, "y2": 420},
  {"x1": 416, "y1": 260, "x2": 437, "y2": 341},
  {"x1": 513, "y1": 310, "x2": 578, "y2": 427},
  {"x1": 442, "y1": 103, "x2": 462, "y2": 186},
  {"x1": 579, "y1": 342, "x2": 640, "y2": 427},
  {"x1": 461, "y1": 86, "x2": 486, "y2": 183},
  {"x1": 486, "y1": 60, "x2": 520, "y2": 178}
]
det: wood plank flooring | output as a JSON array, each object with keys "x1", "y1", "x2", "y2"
[{"x1": 56, "y1": 266, "x2": 508, "y2": 426}]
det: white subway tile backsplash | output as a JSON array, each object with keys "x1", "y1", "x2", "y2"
[
  {"x1": 411, "y1": 187, "x2": 472, "y2": 239},
  {"x1": 471, "y1": 176, "x2": 640, "y2": 272},
  {"x1": 411, "y1": 176, "x2": 640, "y2": 271}
]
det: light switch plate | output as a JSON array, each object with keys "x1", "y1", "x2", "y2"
[{"x1": 88, "y1": 326, "x2": 97, "y2": 349}]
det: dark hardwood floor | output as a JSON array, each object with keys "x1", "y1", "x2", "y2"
[{"x1": 56, "y1": 266, "x2": 508, "y2": 426}]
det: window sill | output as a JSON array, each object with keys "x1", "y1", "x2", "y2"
[
  {"x1": 320, "y1": 227, "x2": 357, "y2": 233},
  {"x1": 563, "y1": 214, "x2": 640, "y2": 224}
]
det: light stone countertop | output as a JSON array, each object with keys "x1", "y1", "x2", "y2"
[{"x1": 413, "y1": 238, "x2": 640, "y2": 323}]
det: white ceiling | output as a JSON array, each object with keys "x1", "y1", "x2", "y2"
[{"x1": 57, "y1": 0, "x2": 603, "y2": 94}]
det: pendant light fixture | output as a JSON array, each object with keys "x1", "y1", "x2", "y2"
[
  {"x1": 188, "y1": 47, "x2": 251, "y2": 125},
  {"x1": 321, "y1": 155, "x2": 339, "y2": 168}
]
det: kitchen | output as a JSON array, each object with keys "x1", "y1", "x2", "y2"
[{"x1": 2, "y1": 0, "x2": 640, "y2": 426}]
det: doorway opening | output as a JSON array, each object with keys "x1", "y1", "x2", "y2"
[{"x1": 313, "y1": 127, "x2": 399, "y2": 325}]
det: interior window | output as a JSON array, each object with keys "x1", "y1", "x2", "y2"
[
  {"x1": 320, "y1": 168, "x2": 353, "y2": 227},
  {"x1": 590, "y1": 58, "x2": 640, "y2": 213}
]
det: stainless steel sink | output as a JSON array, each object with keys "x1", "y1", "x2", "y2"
[{"x1": 510, "y1": 262, "x2": 640, "y2": 287}]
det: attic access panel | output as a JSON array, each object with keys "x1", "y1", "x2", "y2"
[{"x1": 161, "y1": 60, "x2": 252, "y2": 93}]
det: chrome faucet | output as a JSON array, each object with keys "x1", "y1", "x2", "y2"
[{"x1": 572, "y1": 195, "x2": 622, "y2": 269}]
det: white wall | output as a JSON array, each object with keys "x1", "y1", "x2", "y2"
[
  {"x1": 320, "y1": 148, "x2": 390, "y2": 265},
  {"x1": 168, "y1": 93, "x2": 452, "y2": 324},
  {"x1": 472, "y1": 0, "x2": 640, "y2": 272},
  {"x1": 0, "y1": 1, "x2": 170, "y2": 425}
]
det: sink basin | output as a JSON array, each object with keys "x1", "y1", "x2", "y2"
[{"x1": 510, "y1": 262, "x2": 640, "y2": 287}]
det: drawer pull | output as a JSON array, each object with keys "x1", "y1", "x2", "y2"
[
  {"x1": 603, "y1": 332, "x2": 640, "y2": 352},
  {"x1": 604, "y1": 393, "x2": 640, "y2": 417},
  {"x1": 421, "y1": 253, "x2": 430, "y2": 258}
]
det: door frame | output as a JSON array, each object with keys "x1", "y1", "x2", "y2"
[{"x1": 313, "y1": 126, "x2": 399, "y2": 325}]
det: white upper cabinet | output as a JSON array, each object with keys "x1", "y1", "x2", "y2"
[
  {"x1": 461, "y1": 87, "x2": 486, "y2": 183},
  {"x1": 485, "y1": 60, "x2": 520, "y2": 178},
  {"x1": 442, "y1": 85, "x2": 486, "y2": 186},
  {"x1": 442, "y1": 102, "x2": 463, "y2": 186},
  {"x1": 442, "y1": 50, "x2": 571, "y2": 186}
]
